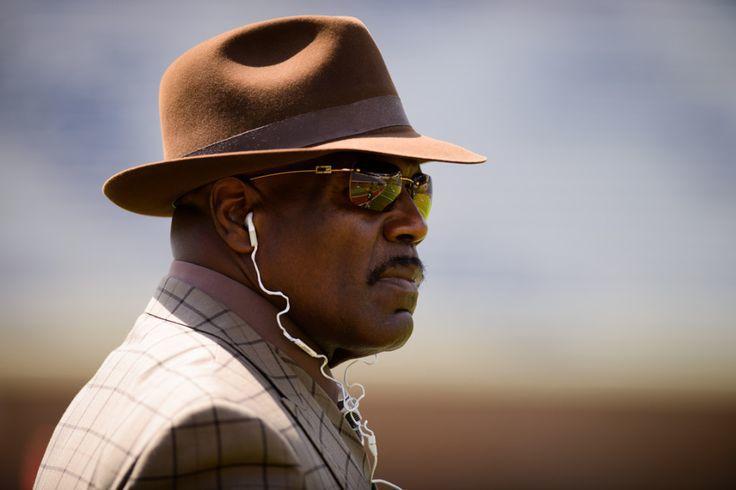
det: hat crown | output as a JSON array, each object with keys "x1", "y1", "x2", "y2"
[{"x1": 159, "y1": 15, "x2": 399, "y2": 159}]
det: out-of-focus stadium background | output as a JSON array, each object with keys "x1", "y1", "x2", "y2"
[{"x1": 1, "y1": 1, "x2": 735, "y2": 488}]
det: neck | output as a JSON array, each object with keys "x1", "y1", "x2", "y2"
[{"x1": 168, "y1": 259, "x2": 341, "y2": 402}]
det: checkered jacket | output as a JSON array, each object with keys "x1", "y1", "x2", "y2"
[{"x1": 35, "y1": 276, "x2": 372, "y2": 489}]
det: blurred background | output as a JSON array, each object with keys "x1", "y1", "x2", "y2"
[{"x1": 1, "y1": 0, "x2": 735, "y2": 488}]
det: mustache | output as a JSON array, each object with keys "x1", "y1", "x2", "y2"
[{"x1": 367, "y1": 256, "x2": 425, "y2": 286}]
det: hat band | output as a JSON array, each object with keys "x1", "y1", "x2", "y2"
[
  {"x1": 184, "y1": 95, "x2": 410, "y2": 157},
  {"x1": 185, "y1": 95, "x2": 410, "y2": 157}
]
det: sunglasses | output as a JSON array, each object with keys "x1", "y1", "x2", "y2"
[{"x1": 249, "y1": 160, "x2": 433, "y2": 219}]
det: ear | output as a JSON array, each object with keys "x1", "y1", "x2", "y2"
[{"x1": 209, "y1": 177, "x2": 259, "y2": 253}]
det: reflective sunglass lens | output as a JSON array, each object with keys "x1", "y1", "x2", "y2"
[
  {"x1": 349, "y1": 162, "x2": 432, "y2": 218},
  {"x1": 350, "y1": 171, "x2": 402, "y2": 211},
  {"x1": 411, "y1": 174, "x2": 432, "y2": 219}
]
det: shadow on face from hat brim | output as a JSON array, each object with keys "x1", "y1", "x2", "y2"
[{"x1": 102, "y1": 126, "x2": 486, "y2": 217}]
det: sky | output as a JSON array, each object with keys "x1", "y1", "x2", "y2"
[{"x1": 1, "y1": 0, "x2": 735, "y2": 396}]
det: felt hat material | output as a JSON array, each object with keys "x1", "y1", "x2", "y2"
[{"x1": 103, "y1": 15, "x2": 486, "y2": 216}]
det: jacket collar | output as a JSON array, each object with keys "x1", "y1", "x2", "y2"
[{"x1": 144, "y1": 274, "x2": 371, "y2": 488}]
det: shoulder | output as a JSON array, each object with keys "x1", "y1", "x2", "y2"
[
  {"x1": 120, "y1": 398, "x2": 304, "y2": 489},
  {"x1": 120, "y1": 308, "x2": 273, "y2": 401},
  {"x1": 37, "y1": 313, "x2": 298, "y2": 489},
  {"x1": 110, "y1": 314, "x2": 304, "y2": 487}
]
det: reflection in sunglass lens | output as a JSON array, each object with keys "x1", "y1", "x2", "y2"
[
  {"x1": 349, "y1": 162, "x2": 432, "y2": 219},
  {"x1": 350, "y1": 171, "x2": 402, "y2": 211},
  {"x1": 411, "y1": 174, "x2": 432, "y2": 219}
]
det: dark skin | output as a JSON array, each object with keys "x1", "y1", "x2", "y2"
[{"x1": 171, "y1": 152, "x2": 428, "y2": 367}]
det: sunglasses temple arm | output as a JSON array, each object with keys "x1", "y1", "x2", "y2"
[{"x1": 249, "y1": 167, "x2": 353, "y2": 181}]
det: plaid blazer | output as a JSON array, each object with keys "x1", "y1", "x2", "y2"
[{"x1": 35, "y1": 276, "x2": 372, "y2": 489}]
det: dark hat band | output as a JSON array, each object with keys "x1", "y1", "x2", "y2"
[{"x1": 185, "y1": 95, "x2": 410, "y2": 157}]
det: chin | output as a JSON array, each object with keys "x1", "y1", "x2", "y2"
[
  {"x1": 356, "y1": 310, "x2": 415, "y2": 355},
  {"x1": 330, "y1": 311, "x2": 413, "y2": 365},
  {"x1": 381, "y1": 310, "x2": 414, "y2": 350}
]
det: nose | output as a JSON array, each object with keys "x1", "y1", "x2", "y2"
[{"x1": 383, "y1": 189, "x2": 429, "y2": 245}]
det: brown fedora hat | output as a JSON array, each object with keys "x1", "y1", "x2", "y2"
[{"x1": 103, "y1": 15, "x2": 486, "y2": 217}]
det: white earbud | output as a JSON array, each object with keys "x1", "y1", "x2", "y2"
[{"x1": 245, "y1": 211, "x2": 258, "y2": 247}]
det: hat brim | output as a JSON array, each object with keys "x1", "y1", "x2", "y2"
[{"x1": 103, "y1": 126, "x2": 486, "y2": 217}]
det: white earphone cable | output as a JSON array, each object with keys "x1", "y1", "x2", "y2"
[{"x1": 245, "y1": 212, "x2": 402, "y2": 489}]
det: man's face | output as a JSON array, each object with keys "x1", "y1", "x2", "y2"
[{"x1": 250, "y1": 153, "x2": 428, "y2": 365}]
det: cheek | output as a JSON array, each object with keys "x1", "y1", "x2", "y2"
[
  {"x1": 267, "y1": 210, "x2": 378, "y2": 304},
  {"x1": 260, "y1": 208, "x2": 414, "y2": 353},
  {"x1": 309, "y1": 218, "x2": 377, "y2": 296}
]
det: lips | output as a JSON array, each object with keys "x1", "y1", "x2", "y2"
[
  {"x1": 374, "y1": 264, "x2": 422, "y2": 314},
  {"x1": 377, "y1": 264, "x2": 424, "y2": 288},
  {"x1": 376, "y1": 277, "x2": 419, "y2": 298}
]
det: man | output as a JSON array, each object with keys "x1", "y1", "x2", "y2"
[{"x1": 35, "y1": 14, "x2": 485, "y2": 489}]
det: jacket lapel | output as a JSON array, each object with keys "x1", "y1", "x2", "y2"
[
  {"x1": 144, "y1": 275, "x2": 369, "y2": 489},
  {"x1": 275, "y1": 354, "x2": 371, "y2": 489}
]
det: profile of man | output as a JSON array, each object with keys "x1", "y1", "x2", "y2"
[{"x1": 35, "y1": 15, "x2": 485, "y2": 489}]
